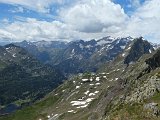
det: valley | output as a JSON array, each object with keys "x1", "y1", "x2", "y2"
[
  {"x1": 0, "y1": 0, "x2": 160, "y2": 119},
  {"x1": 1, "y1": 37, "x2": 160, "y2": 120}
]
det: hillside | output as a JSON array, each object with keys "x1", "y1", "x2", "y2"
[
  {"x1": 2, "y1": 38, "x2": 160, "y2": 120},
  {"x1": 0, "y1": 44, "x2": 65, "y2": 115}
]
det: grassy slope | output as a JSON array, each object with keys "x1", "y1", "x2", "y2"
[
  {"x1": 0, "y1": 94, "x2": 61, "y2": 120},
  {"x1": 108, "y1": 92, "x2": 160, "y2": 120}
]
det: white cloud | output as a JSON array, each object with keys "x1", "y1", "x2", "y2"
[
  {"x1": 0, "y1": 18, "x2": 70, "y2": 41},
  {"x1": 134, "y1": 0, "x2": 160, "y2": 18},
  {"x1": 0, "y1": 0, "x2": 129, "y2": 41},
  {"x1": 0, "y1": 0, "x2": 66, "y2": 13},
  {"x1": 0, "y1": 29, "x2": 16, "y2": 39},
  {"x1": 0, "y1": 0, "x2": 160, "y2": 43},
  {"x1": 59, "y1": 0, "x2": 128, "y2": 33},
  {"x1": 122, "y1": 0, "x2": 160, "y2": 43},
  {"x1": 129, "y1": 0, "x2": 141, "y2": 8},
  {"x1": 9, "y1": 6, "x2": 24, "y2": 13}
]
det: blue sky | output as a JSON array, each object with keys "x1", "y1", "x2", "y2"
[
  {"x1": 0, "y1": 0, "x2": 145, "y2": 21},
  {"x1": 114, "y1": 0, "x2": 145, "y2": 13},
  {"x1": 0, "y1": 3, "x2": 55, "y2": 22},
  {"x1": 0, "y1": 0, "x2": 160, "y2": 43}
]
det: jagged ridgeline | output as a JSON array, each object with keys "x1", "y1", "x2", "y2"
[
  {"x1": 15, "y1": 37, "x2": 132, "y2": 75},
  {"x1": 2, "y1": 37, "x2": 160, "y2": 120},
  {"x1": 124, "y1": 37, "x2": 154, "y2": 65},
  {"x1": 0, "y1": 44, "x2": 65, "y2": 115}
]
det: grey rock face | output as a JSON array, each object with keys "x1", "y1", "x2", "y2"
[
  {"x1": 125, "y1": 76, "x2": 160, "y2": 103},
  {"x1": 144, "y1": 102, "x2": 159, "y2": 116}
]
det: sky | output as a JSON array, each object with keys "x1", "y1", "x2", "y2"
[{"x1": 0, "y1": 0, "x2": 159, "y2": 43}]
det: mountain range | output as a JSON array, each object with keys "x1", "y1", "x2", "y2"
[
  {"x1": 1, "y1": 37, "x2": 160, "y2": 120},
  {"x1": 15, "y1": 36, "x2": 132, "y2": 75}
]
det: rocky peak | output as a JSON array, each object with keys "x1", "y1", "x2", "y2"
[
  {"x1": 5, "y1": 44, "x2": 20, "y2": 48},
  {"x1": 124, "y1": 37, "x2": 154, "y2": 65},
  {"x1": 146, "y1": 49, "x2": 160, "y2": 70}
]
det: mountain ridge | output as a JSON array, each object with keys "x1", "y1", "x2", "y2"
[
  {"x1": 0, "y1": 44, "x2": 65, "y2": 115},
  {"x1": 2, "y1": 37, "x2": 160, "y2": 120},
  {"x1": 15, "y1": 36, "x2": 133, "y2": 75}
]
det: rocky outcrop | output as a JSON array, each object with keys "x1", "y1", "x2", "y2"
[
  {"x1": 146, "y1": 49, "x2": 160, "y2": 70},
  {"x1": 124, "y1": 37, "x2": 154, "y2": 65},
  {"x1": 125, "y1": 75, "x2": 160, "y2": 103},
  {"x1": 144, "y1": 102, "x2": 159, "y2": 116}
]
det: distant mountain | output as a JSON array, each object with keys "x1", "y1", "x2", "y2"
[
  {"x1": 0, "y1": 44, "x2": 65, "y2": 115},
  {"x1": 0, "y1": 38, "x2": 12, "y2": 46},
  {"x1": 15, "y1": 40, "x2": 68, "y2": 64},
  {"x1": 152, "y1": 43, "x2": 160, "y2": 50},
  {"x1": 4, "y1": 38, "x2": 160, "y2": 120},
  {"x1": 53, "y1": 37, "x2": 132, "y2": 75},
  {"x1": 124, "y1": 37, "x2": 154, "y2": 65},
  {"x1": 15, "y1": 36, "x2": 132, "y2": 75}
]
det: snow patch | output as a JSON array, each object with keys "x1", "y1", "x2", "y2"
[
  {"x1": 71, "y1": 49, "x2": 75, "y2": 53},
  {"x1": 127, "y1": 47, "x2": 131, "y2": 50},
  {"x1": 115, "y1": 78, "x2": 119, "y2": 81},
  {"x1": 95, "y1": 77, "x2": 100, "y2": 81},
  {"x1": 94, "y1": 91, "x2": 99, "y2": 94},
  {"x1": 120, "y1": 46, "x2": 125, "y2": 49},
  {"x1": 89, "y1": 84, "x2": 94, "y2": 86},
  {"x1": 71, "y1": 101, "x2": 87, "y2": 106},
  {"x1": 122, "y1": 53, "x2": 126, "y2": 57},
  {"x1": 12, "y1": 53, "x2": 16, "y2": 57},
  {"x1": 84, "y1": 90, "x2": 89, "y2": 95},
  {"x1": 86, "y1": 98, "x2": 95, "y2": 102},
  {"x1": 48, "y1": 114, "x2": 59, "y2": 120},
  {"x1": 76, "y1": 104, "x2": 89, "y2": 108},
  {"x1": 90, "y1": 78, "x2": 93, "y2": 81},
  {"x1": 47, "y1": 115, "x2": 51, "y2": 118},
  {"x1": 82, "y1": 79, "x2": 89, "y2": 82},
  {"x1": 100, "y1": 73, "x2": 106, "y2": 75},
  {"x1": 79, "y1": 44, "x2": 84, "y2": 49},
  {"x1": 62, "y1": 90, "x2": 65, "y2": 92},
  {"x1": 103, "y1": 76, "x2": 107, "y2": 78},
  {"x1": 85, "y1": 45, "x2": 92, "y2": 49},
  {"x1": 88, "y1": 93, "x2": 96, "y2": 96},
  {"x1": 75, "y1": 98, "x2": 95, "y2": 108},
  {"x1": 95, "y1": 83, "x2": 101, "y2": 85},
  {"x1": 109, "y1": 79, "x2": 113, "y2": 82},
  {"x1": 76, "y1": 86, "x2": 80, "y2": 89},
  {"x1": 6, "y1": 47, "x2": 10, "y2": 50},
  {"x1": 68, "y1": 110, "x2": 75, "y2": 113}
]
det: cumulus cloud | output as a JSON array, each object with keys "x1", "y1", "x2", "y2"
[
  {"x1": 9, "y1": 6, "x2": 24, "y2": 13},
  {"x1": 59, "y1": 0, "x2": 127, "y2": 33},
  {"x1": 0, "y1": 29, "x2": 16, "y2": 39},
  {"x1": 0, "y1": 0, "x2": 128, "y2": 41},
  {"x1": 0, "y1": 17, "x2": 109, "y2": 41},
  {"x1": 0, "y1": 0, "x2": 160, "y2": 43},
  {"x1": 0, "y1": 0, "x2": 66, "y2": 13},
  {"x1": 129, "y1": 0, "x2": 141, "y2": 8},
  {"x1": 0, "y1": 18, "x2": 70, "y2": 41},
  {"x1": 123, "y1": 0, "x2": 160, "y2": 43}
]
